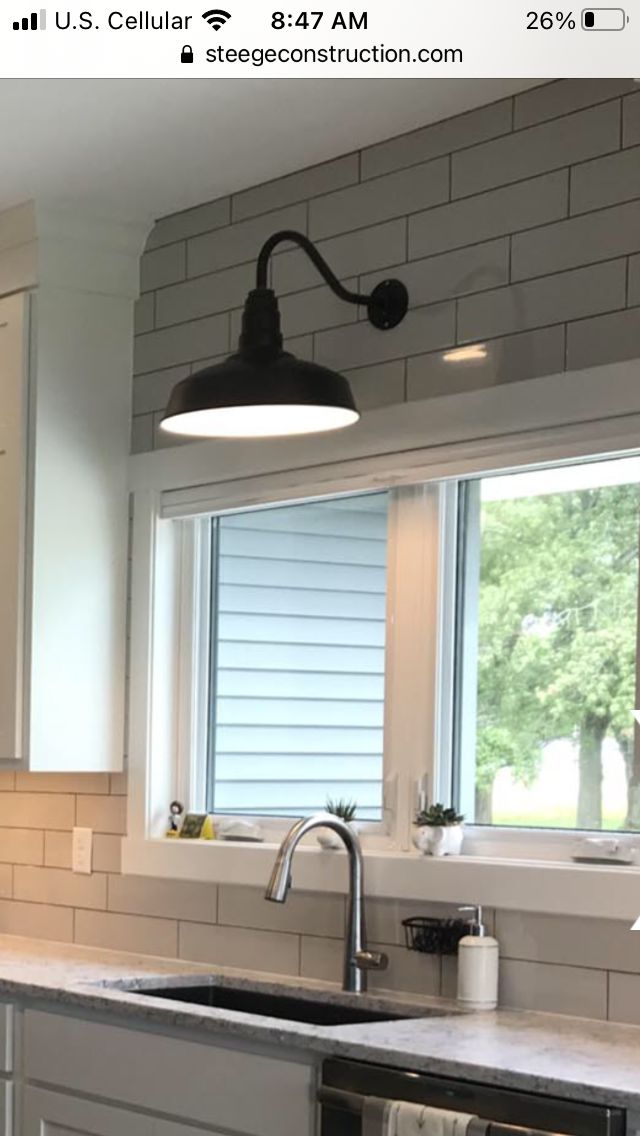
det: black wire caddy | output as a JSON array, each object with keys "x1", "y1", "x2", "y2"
[{"x1": 402, "y1": 916, "x2": 470, "y2": 955}]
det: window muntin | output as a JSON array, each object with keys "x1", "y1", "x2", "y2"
[
  {"x1": 455, "y1": 456, "x2": 640, "y2": 832},
  {"x1": 206, "y1": 491, "x2": 389, "y2": 820}
]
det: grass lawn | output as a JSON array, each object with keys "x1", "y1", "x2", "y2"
[{"x1": 491, "y1": 808, "x2": 630, "y2": 830}]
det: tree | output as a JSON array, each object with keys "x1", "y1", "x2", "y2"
[{"x1": 476, "y1": 482, "x2": 639, "y2": 829}]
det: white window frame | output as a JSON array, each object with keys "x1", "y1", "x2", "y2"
[{"x1": 123, "y1": 359, "x2": 640, "y2": 921}]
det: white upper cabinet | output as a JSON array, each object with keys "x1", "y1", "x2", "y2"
[
  {"x1": 0, "y1": 295, "x2": 28, "y2": 762},
  {"x1": 0, "y1": 202, "x2": 149, "y2": 771}
]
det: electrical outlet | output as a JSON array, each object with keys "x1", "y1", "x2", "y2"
[{"x1": 72, "y1": 827, "x2": 93, "y2": 874}]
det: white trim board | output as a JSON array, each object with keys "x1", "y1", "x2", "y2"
[
  {"x1": 121, "y1": 838, "x2": 640, "y2": 922},
  {"x1": 130, "y1": 360, "x2": 640, "y2": 497}
]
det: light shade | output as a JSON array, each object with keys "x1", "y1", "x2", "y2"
[
  {"x1": 159, "y1": 232, "x2": 408, "y2": 440},
  {"x1": 161, "y1": 349, "x2": 360, "y2": 439}
]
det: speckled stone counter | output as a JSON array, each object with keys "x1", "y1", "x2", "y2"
[{"x1": 0, "y1": 934, "x2": 639, "y2": 1113}]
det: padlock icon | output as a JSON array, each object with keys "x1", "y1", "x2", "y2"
[{"x1": 181, "y1": 45, "x2": 194, "y2": 63}]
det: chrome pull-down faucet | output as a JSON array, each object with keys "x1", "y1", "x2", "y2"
[{"x1": 265, "y1": 812, "x2": 388, "y2": 993}]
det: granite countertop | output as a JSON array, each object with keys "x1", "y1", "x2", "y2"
[{"x1": 0, "y1": 934, "x2": 639, "y2": 1112}]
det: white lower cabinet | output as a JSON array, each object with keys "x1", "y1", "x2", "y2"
[{"x1": 21, "y1": 1010, "x2": 317, "y2": 1136}]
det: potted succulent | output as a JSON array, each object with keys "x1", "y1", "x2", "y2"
[
  {"x1": 413, "y1": 804, "x2": 465, "y2": 857},
  {"x1": 317, "y1": 798, "x2": 358, "y2": 850}
]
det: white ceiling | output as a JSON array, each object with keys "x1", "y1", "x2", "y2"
[{"x1": 0, "y1": 79, "x2": 540, "y2": 223}]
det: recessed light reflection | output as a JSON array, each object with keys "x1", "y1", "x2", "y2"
[{"x1": 442, "y1": 344, "x2": 488, "y2": 363}]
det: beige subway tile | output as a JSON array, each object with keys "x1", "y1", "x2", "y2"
[
  {"x1": 496, "y1": 911, "x2": 640, "y2": 974},
  {"x1": 15, "y1": 772, "x2": 110, "y2": 794},
  {"x1": 218, "y1": 885, "x2": 344, "y2": 938},
  {"x1": 44, "y1": 832, "x2": 71, "y2": 869},
  {"x1": 14, "y1": 865, "x2": 106, "y2": 909},
  {"x1": 0, "y1": 898, "x2": 74, "y2": 942},
  {"x1": 499, "y1": 958, "x2": 607, "y2": 1018},
  {"x1": 300, "y1": 935, "x2": 343, "y2": 982},
  {"x1": 370, "y1": 942, "x2": 440, "y2": 997},
  {"x1": 109, "y1": 772, "x2": 128, "y2": 796},
  {"x1": 0, "y1": 867, "x2": 12, "y2": 899},
  {"x1": 0, "y1": 828, "x2": 43, "y2": 866},
  {"x1": 297, "y1": 934, "x2": 441, "y2": 990},
  {"x1": 75, "y1": 909, "x2": 178, "y2": 957},
  {"x1": 608, "y1": 971, "x2": 640, "y2": 1024},
  {"x1": 76, "y1": 795, "x2": 127, "y2": 835},
  {"x1": 0, "y1": 792, "x2": 75, "y2": 830},
  {"x1": 108, "y1": 874, "x2": 216, "y2": 923},
  {"x1": 179, "y1": 921, "x2": 299, "y2": 976},
  {"x1": 93, "y1": 835, "x2": 122, "y2": 874}
]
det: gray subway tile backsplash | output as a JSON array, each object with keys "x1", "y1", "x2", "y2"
[
  {"x1": 232, "y1": 154, "x2": 360, "y2": 222},
  {"x1": 457, "y1": 259, "x2": 627, "y2": 343},
  {"x1": 360, "y1": 99, "x2": 513, "y2": 181},
  {"x1": 623, "y1": 91, "x2": 640, "y2": 148},
  {"x1": 409, "y1": 171, "x2": 569, "y2": 259},
  {"x1": 513, "y1": 78, "x2": 634, "y2": 129},
  {"x1": 511, "y1": 199, "x2": 640, "y2": 281},
  {"x1": 452, "y1": 101, "x2": 620, "y2": 199},
  {"x1": 309, "y1": 156, "x2": 449, "y2": 241}
]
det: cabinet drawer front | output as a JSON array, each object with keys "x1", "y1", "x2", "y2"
[
  {"x1": 24, "y1": 1086, "x2": 239, "y2": 1136},
  {"x1": 24, "y1": 1086, "x2": 151, "y2": 1136},
  {"x1": 24, "y1": 1011, "x2": 315, "y2": 1136}
]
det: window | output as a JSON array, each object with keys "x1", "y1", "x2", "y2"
[
  {"x1": 454, "y1": 456, "x2": 640, "y2": 832},
  {"x1": 206, "y1": 492, "x2": 389, "y2": 820}
]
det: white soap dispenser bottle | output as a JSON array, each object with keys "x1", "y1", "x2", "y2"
[{"x1": 456, "y1": 905, "x2": 499, "y2": 1010}]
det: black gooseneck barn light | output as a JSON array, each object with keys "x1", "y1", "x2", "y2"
[{"x1": 160, "y1": 230, "x2": 409, "y2": 440}]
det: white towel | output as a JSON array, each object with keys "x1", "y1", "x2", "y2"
[{"x1": 386, "y1": 1101, "x2": 475, "y2": 1136}]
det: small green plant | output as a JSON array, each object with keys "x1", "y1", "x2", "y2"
[
  {"x1": 415, "y1": 803, "x2": 465, "y2": 827},
  {"x1": 326, "y1": 797, "x2": 357, "y2": 823}
]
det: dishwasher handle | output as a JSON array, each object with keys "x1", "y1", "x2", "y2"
[{"x1": 318, "y1": 1087, "x2": 564, "y2": 1136}]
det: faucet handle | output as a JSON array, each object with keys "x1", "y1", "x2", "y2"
[{"x1": 354, "y1": 949, "x2": 389, "y2": 972}]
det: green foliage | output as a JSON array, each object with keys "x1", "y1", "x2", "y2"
[
  {"x1": 325, "y1": 797, "x2": 357, "y2": 823},
  {"x1": 415, "y1": 803, "x2": 465, "y2": 827},
  {"x1": 477, "y1": 479, "x2": 639, "y2": 828}
]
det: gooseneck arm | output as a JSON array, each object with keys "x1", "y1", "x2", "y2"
[{"x1": 255, "y1": 230, "x2": 409, "y2": 331}]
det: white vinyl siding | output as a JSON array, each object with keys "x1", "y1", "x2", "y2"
[{"x1": 208, "y1": 493, "x2": 389, "y2": 819}]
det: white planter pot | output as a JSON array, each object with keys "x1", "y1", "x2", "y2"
[
  {"x1": 317, "y1": 822, "x2": 359, "y2": 850},
  {"x1": 413, "y1": 823, "x2": 464, "y2": 857}
]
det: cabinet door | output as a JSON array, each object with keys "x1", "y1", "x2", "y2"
[
  {"x1": 23, "y1": 1087, "x2": 227, "y2": 1136},
  {"x1": 0, "y1": 293, "x2": 28, "y2": 761}
]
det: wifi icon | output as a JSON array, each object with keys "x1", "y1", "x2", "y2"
[{"x1": 202, "y1": 8, "x2": 231, "y2": 29}]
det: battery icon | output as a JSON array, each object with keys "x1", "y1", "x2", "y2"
[{"x1": 582, "y1": 8, "x2": 627, "y2": 28}]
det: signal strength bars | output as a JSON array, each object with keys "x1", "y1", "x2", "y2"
[{"x1": 13, "y1": 8, "x2": 46, "y2": 28}]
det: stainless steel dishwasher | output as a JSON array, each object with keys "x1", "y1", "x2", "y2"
[{"x1": 319, "y1": 1059, "x2": 625, "y2": 1136}]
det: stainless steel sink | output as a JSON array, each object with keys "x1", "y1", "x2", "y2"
[{"x1": 123, "y1": 981, "x2": 448, "y2": 1026}]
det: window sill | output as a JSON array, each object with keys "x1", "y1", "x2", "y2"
[{"x1": 121, "y1": 836, "x2": 640, "y2": 922}]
